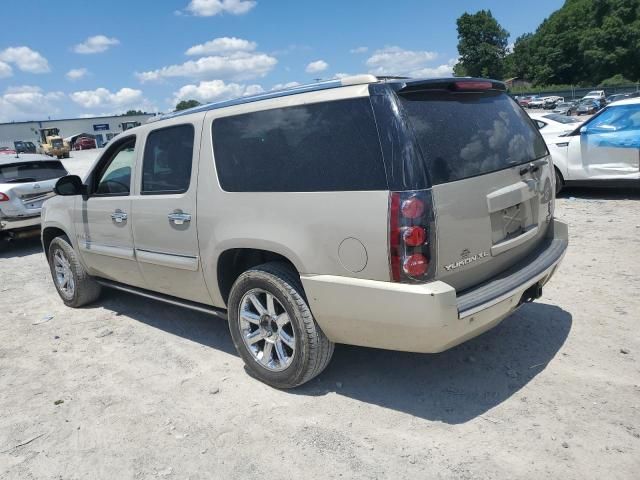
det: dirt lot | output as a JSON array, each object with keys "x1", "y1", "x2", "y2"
[{"x1": 1, "y1": 153, "x2": 639, "y2": 478}]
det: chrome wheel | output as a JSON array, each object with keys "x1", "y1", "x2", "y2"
[
  {"x1": 238, "y1": 289, "x2": 296, "y2": 372},
  {"x1": 53, "y1": 249, "x2": 74, "y2": 297}
]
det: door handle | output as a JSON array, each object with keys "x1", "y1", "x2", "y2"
[
  {"x1": 110, "y1": 210, "x2": 128, "y2": 223},
  {"x1": 168, "y1": 212, "x2": 192, "y2": 225}
]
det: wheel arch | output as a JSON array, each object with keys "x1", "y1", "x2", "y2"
[
  {"x1": 216, "y1": 248, "x2": 300, "y2": 306},
  {"x1": 42, "y1": 226, "x2": 69, "y2": 259}
]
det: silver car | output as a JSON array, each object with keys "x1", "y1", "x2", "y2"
[
  {"x1": 42, "y1": 75, "x2": 568, "y2": 388},
  {"x1": 1, "y1": 154, "x2": 67, "y2": 239}
]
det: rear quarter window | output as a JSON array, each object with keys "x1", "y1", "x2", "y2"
[
  {"x1": 399, "y1": 91, "x2": 548, "y2": 184},
  {"x1": 212, "y1": 98, "x2": 387, "y2": 192}
]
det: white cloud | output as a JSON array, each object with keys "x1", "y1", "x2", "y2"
[
  {"x1": 66, "y1": 68, "x2": 89, "y2": 81},
  {"x1": 185, "y1": 0, "x2": 256, "y2": 16},
  {"x1": 306, "y1": 60, "x2": 328, "y2": 74},
  {"x1": 69, "y1": 87, "x2": 145, "y2": 109},
  {"x1": 73, "y1": 35, "x2": 120, "y2": 54},
  {"x1": 410, "y1": 58, "x2": 458, "y2": 78},
  {"x1": 171, "y1": 79, "x2": 264, "y2": 105},
  {"x1": 0, "y1": 86, "x2": 64, "y2": 122},
  {"x1": 334, "y1": 73, "x2": 350, "y2": 79},
  {"x1": 0, "y1": 46, "x2": 50, "y2": 73},
  {"x1": 0, "y1": 61, "x2": 12, "y2": 78},
  {"x1": 350, "y1": 46, "x2": 368, "y2": 54},
  {"x1": 271, "y1": 81, "x2": 301, "y2": 91},
  {"x1": 186, "y1": 37, "x2": 256, "y2": 56},
  {"x1": 137, "y1": 52, "x2": 277, "y2": 82},
  {"x1": 366, "y1": 46, "x2": 440, "y2": 76}
]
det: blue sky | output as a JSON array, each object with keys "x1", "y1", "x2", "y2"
[{"x1": 0, "y1": 0, "x2": 563, "y2": 122}]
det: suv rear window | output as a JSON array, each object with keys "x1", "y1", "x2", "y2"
[
  {"x1": 399, "y1": 91, "x2": 548, "y2": 184},
  {"x1": 212, "y1": 98, "x2": 387, "y2": 192},
  {"x1": 0, "y1": 160, "x2": 68, "y2": 183}
]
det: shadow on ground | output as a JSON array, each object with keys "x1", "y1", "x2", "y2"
[
  {"x1": 0, "y1": 236, "x2": 42, "y2": 259},
  {"x1": 297, "y1": 303, "x2": 572, "y2": 424},
  {"x1": 90, "y1": 287, "x2": 571, "y2": 424},
  {"x1": 558, "y1": 186, "x2": 640, "y2": 201}
]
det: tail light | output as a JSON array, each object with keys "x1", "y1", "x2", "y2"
[
  {"x1": 0, "y1": 193, "x2": 9, "y2": 202},
  {"x1": 389, "y1": 190, "x2": 435, "y2": 283}
]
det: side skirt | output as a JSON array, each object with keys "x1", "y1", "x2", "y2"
[{"x1": 95, "y1": 278, "x2": 228, "y2": 319}]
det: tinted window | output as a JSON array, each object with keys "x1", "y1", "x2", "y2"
[
  {"x1": 95, "y1": 139, "x2": 136, "y2": 195},
  {"x1": 212, "y1": 98, "x2": 386, "y2": 192},
  {"x1": 142, "y1": 124, "x2": 194, "y2": 194},
  {"x1": 0, "y1": 161, "x2": 68, "y2": 183},
  {"x1": 399, "y1": 91, "x2": 548, "y2": 184}
]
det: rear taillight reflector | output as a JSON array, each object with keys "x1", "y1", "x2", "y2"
[
  {"x1": 402, "y1": 226, "x2": 426, "y2": 247},
  {"x1": 0, "y1": 193, "x2": 9, "y2": 202},
  {"x1": 401, "y1": 196, "x2": 425, "y2": 219},
  {"x1": 403, "y1": 254, "x2": 428, "y2": 277},
  {"x1": 454, "y1": 81, "x2": 492, "y2": 91}
]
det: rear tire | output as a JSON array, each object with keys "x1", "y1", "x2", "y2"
[
  {"x1": 227, "y1": 262, "x2": 334, "y2": 388},
  {"x1": 48, "y1": 236, "x2": 101, "y2": 307},
  {"x1": 554, "y1": 168, "x2": 564, "y2": 195}
]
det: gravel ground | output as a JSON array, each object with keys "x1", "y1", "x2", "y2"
[{"x1": 0, "y1": 150, "x2": 639, "y2": 479}]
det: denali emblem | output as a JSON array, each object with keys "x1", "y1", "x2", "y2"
[{"x1": 444, "y1": 250, "x2": 489, "y2": 271}]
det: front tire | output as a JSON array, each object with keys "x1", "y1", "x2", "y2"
[
  {"x1": 48, "y1": 236, "x2": 101, "y2": 307},
  {"x1": 228, "y1": 262, "x2": 334, "y2": 388},
  {"x1": 554, "y1": 168, "x2": 564, "y2": 195}
]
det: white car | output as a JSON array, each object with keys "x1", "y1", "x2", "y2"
[
  {"x1": 1, "y1": 154, "x2": 68, "y2": 239},
  {"x1": 547, "y1": 97, "x2": 640, "y2": 193},
  {"x1": 582, "y1": 90, "x2": 605, "y2": 101},
  {"x1": 529, "y1": 113, "x2": 583, "y2": 137},
  {"x1": 527, "y1": 96, "x2": 547, "y2": 109}
]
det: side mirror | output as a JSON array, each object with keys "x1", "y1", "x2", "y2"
[
  {"x1": 579, "y1": 126, "x2": 588, "y2": 135},
  {"x1": 54, "y1": 175, "x2": 86, "y2": 196}
]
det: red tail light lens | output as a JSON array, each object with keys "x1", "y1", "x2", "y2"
[
  {"x1": 403, "y1": 254, "x2": 428, "y2": 277},
  {"x1": 402, "y1": 226, "x2": 426, "y2": 246},
  {"x1": 0, "y1": 193, "x2": 9, "y2": 202},
  {"x1": 389, "y1": 190, "x2": 434, "y2": 283}
]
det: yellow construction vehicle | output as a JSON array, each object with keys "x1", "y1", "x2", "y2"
[{"x1": 38, "y1": 128, "x2": 70, "y2": 159}]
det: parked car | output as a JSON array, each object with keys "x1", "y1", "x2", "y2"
[
  {"x1": 546, "y1": 97, "x2": 640, "y2": 193},
  {"x1": 553, "y1": 101, "x2": 578, "y2": 116},
  {"x1": 0, "y1": 147, "x2": 16, "y2": 155},
  {"x1": 577, "y1": 100, "x2": 600, "y2": 115},
  {"x1": 543, "y1": 96, "x2": 564, "y2": 109},
  {"x1": 1, "y1": 154, "x2": 68, "y2": 239},
  {"x1": 529, "y1": 113, "x2": 583, "y2": 137},
  {"x1": 42, "y1": 75, "x2": 568, "y2": 388},
  {"x1": 73, "y1": 136, "x2": 97, "y2": 150},
  {"x1": 517, "y1": 95, "x2": 533, "y2": 107},
  {"x1": 528, "y1": 96, "x2": 547, "y2": 109},
  {"x1": 582, "y1": 90, "x2": 606, "y2": 101},
  {"x1": 14, "y1": 141, "x2": 37, "y2": 153}
]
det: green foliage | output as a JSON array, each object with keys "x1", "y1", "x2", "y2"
[
  {"x1": 505, "y1": 0, "x2": 640, "y2": 85},
  {"x1": 124, "y1": 109, "x2": 144, "y2": 116},
  {"x1": 599, "y1": 73, "x2": 633, "y2": 86},
  {"x1": 175, "y1": 99, "x2": 202, "y2": 111},
  {"x1": 454, "y1": 10, "x2": 509, "y2": 79}
]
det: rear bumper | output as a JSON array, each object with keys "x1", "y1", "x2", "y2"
[
  {"x1": 0, "y1": 215, "x2": 41, "y2": 232},
  {"x1": 301, "y1": 219, "x2": 568, "y2": 354}
]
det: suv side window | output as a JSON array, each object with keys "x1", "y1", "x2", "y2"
[
  {"x1": 212, "y1": 98, "x2": 387, "y2": 192},
  {"x1": 142, "y1": 124, "x2": 195, "y2": 194},
  {"x1": 94, "y1": 137, "x2": 136, "y2": 196}
]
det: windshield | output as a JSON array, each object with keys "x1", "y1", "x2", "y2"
[
  {"x1": 543, "y1": 114, "x2": 581, "y2": 124},
  {"x1": 0, "y1": 160, "x2": 68, "y2": 183},
  {"x1": 399, "y1": 91, "x2": 548, "y2": 184},
  {"x1": 51, "y1": 139, "x2": 63, "y2": 148}
]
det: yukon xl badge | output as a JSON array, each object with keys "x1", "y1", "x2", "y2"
[{"x1": 444, "y1": 249, "x2": 489, "y2": 271}]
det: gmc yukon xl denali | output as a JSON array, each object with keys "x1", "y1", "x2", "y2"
[{"x1": 41, "y1": 75, "x2": 568, "y2": 388}]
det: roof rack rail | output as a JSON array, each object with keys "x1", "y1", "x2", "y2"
[{"x1": 155, "y1": 75, "x2": 379, "y2": 122}]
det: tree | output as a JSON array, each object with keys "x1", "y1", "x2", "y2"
[
  {"x1": 454, "y1": 10, "x2": 509, "y2": 79},
  {"x1": 505, "y1": 0, "x2": 640, "y2": 86},
  {"x1": 175, "y1": 99, "x2": 201, "y2": 111},
  {"x1": 124, "y1": 109, "x2": 144, "y2": 116}
]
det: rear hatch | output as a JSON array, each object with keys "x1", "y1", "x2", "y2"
[
  {"x1": 396, "y1": 81, "x2": 554, "y2": 291},
  {"x1": 0, "y1": 159, "x2": 67, "y2": 216}
]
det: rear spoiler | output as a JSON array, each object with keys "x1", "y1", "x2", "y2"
[{"x1": 394, "y1": 77, "x2": 507, "y2": 94}]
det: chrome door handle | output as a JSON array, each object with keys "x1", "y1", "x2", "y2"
[
  {"x1": 168, "y1": 212, "x2": 191, "y2": 225},
  {"x1": 111, "y1": 210, "x2": 128, "y2": 223}
]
